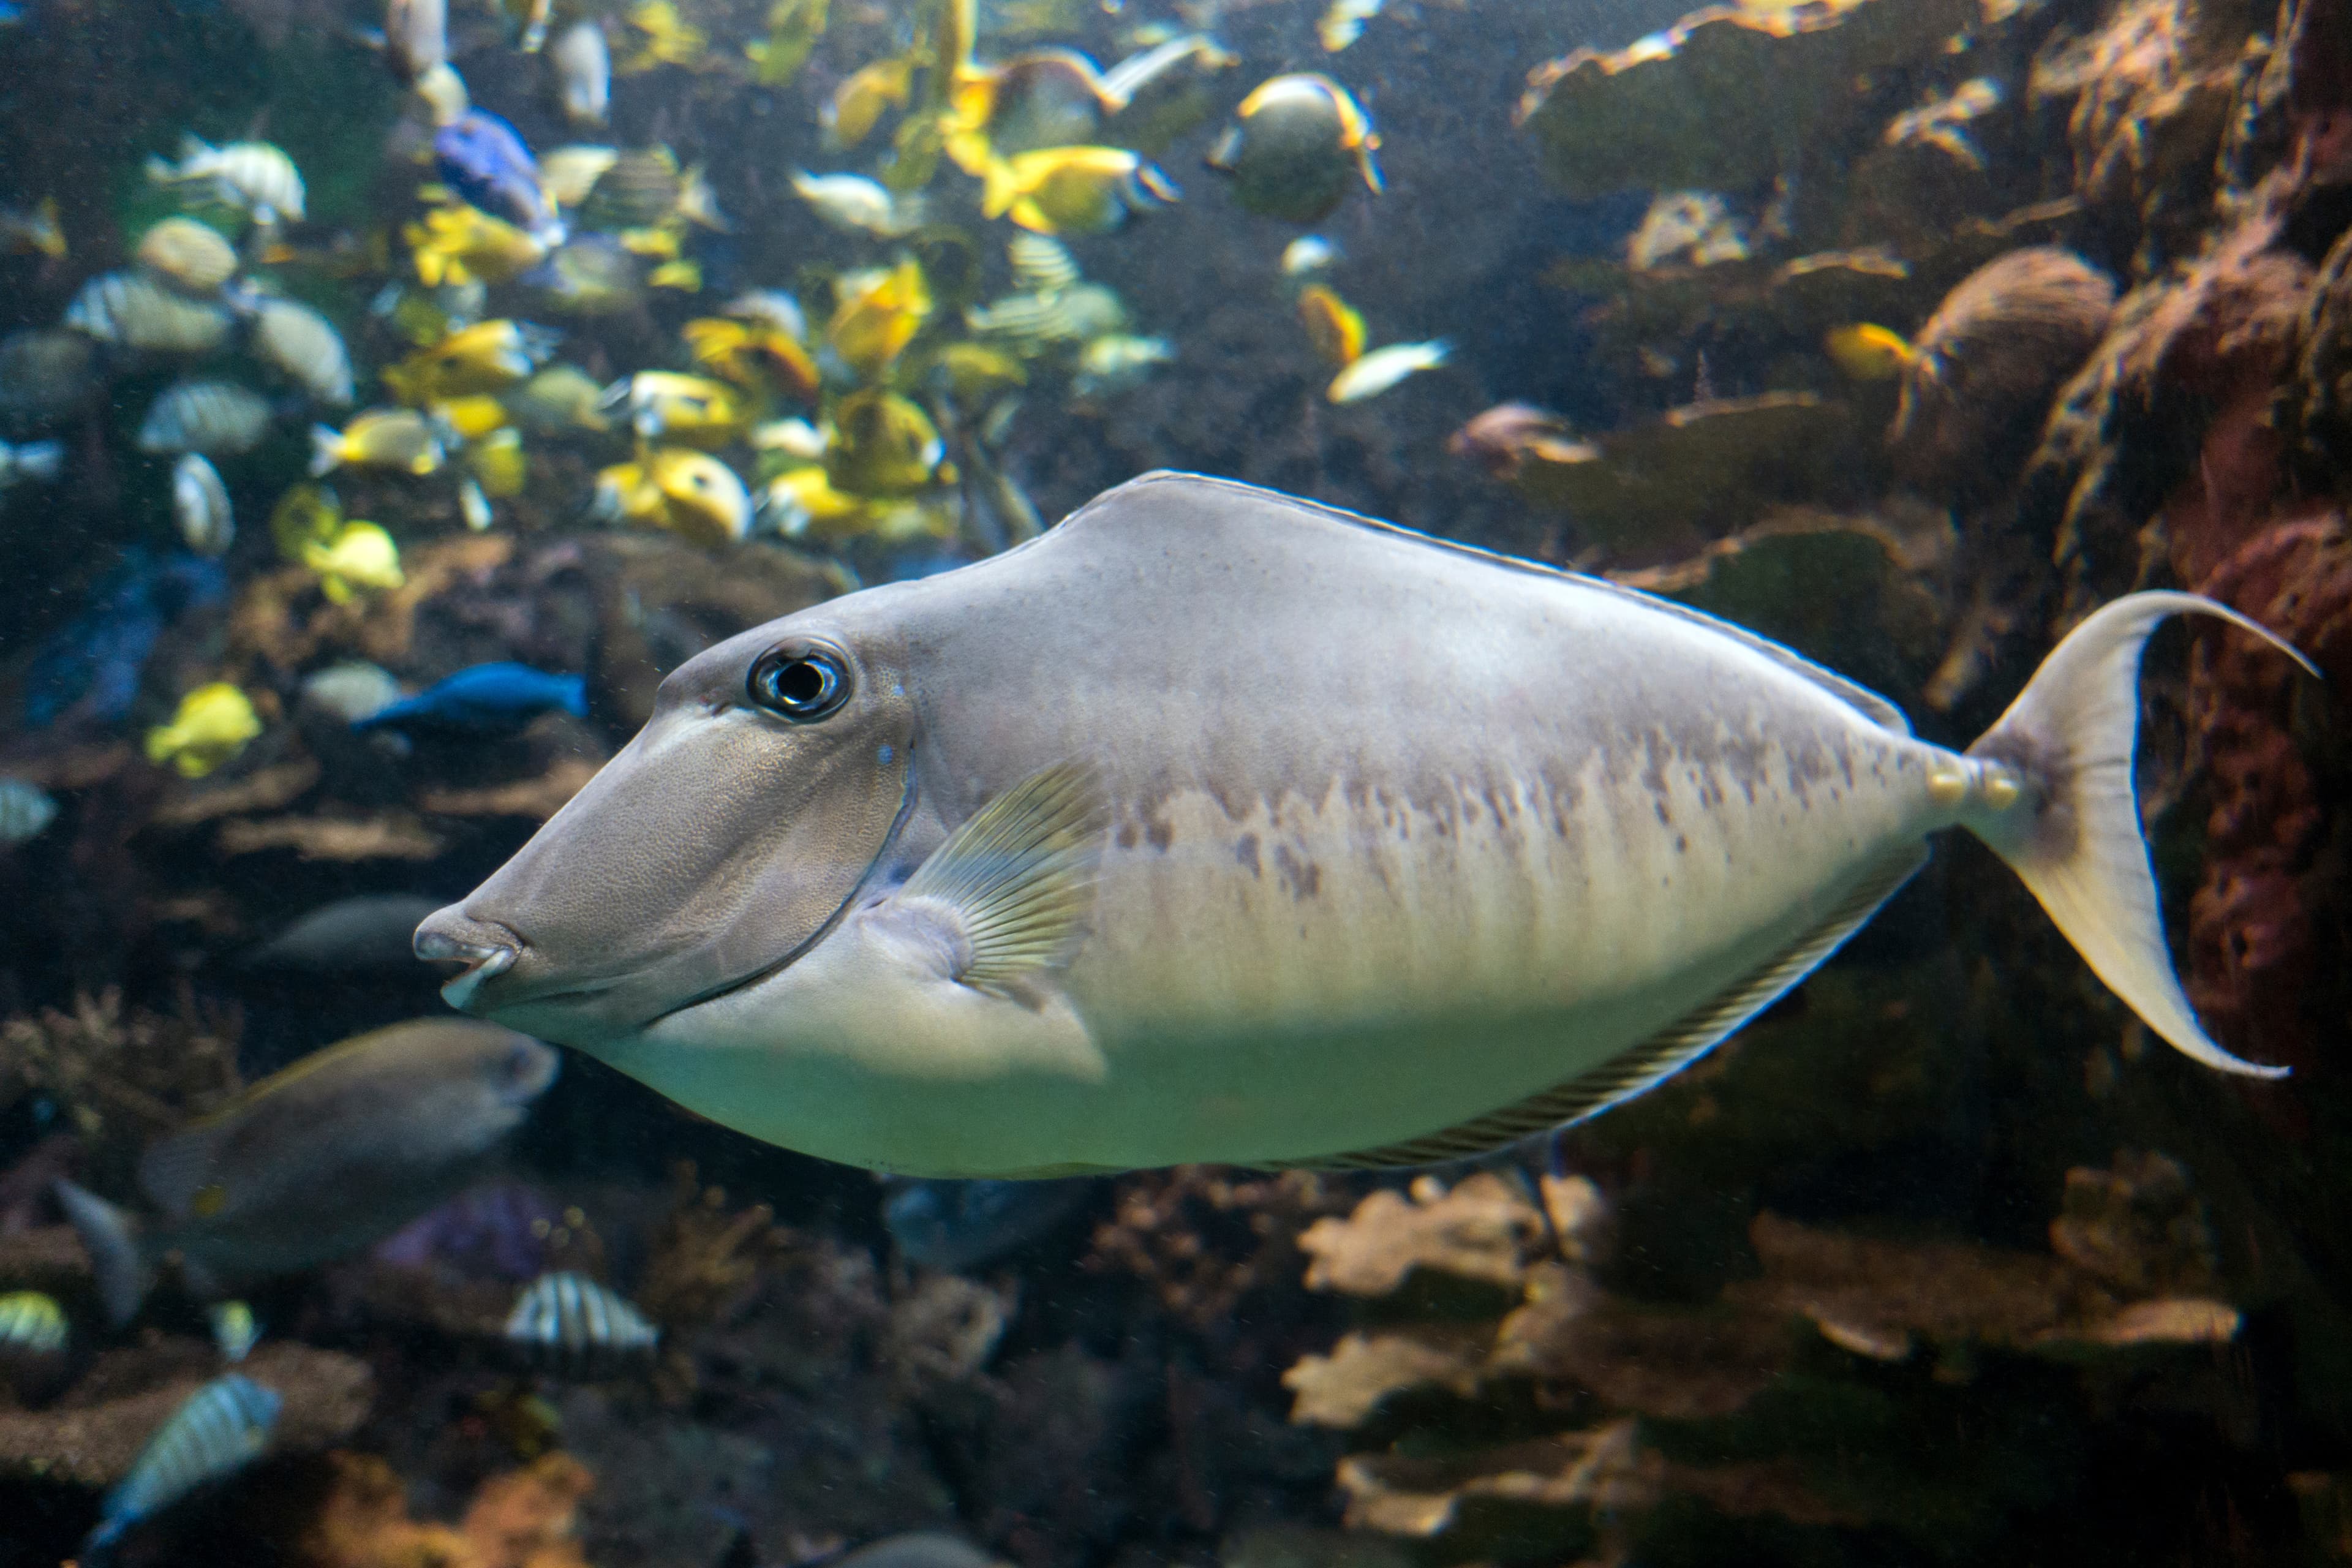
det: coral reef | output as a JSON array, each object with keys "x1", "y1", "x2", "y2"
[{"x1": 302, "y1": 1450, "x2": 593, "y2": 1568}]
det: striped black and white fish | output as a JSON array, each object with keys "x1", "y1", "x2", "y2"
[
  {"x1": 503, "y1": 1270, "x2": 659, "y2": 1373},
  {"x1": 84, "y1": 1373, "x2": 279, "y2": 1559}
]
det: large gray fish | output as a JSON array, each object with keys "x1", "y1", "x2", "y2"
[
  {"x1": 417, "y1": 473, "x2": 2309, "y2": 1177},
  {"x1": 57, "y1": 1019, "x2": 558, "y2": 1322}
]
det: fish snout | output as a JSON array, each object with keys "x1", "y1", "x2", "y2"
[{"x1": 415, "y1": 907, "x2": 524, "y2": 1012}]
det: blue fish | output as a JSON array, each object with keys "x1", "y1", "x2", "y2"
[
  {"x1": 85, "y1": 1374, "x2": 280, "y2": 1559},
  {"x1": 352, "y1": 663, "x2": 589, "y2": 736},
  {"x1": 434, "y1": 112, "x2": 561, "y2": 242},
  {"x1": 21, "y1": 551, "x2": 227, "y2": 729},
  {"x1": 883, "y1": 1178, "x2": 1093, "y2": 1272}
]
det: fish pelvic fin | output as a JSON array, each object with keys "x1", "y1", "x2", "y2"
[
  {"x1": 900, "y1": 761, "x2": 1106, "y2": 997},
  {"x1": 53, "y1": 1178, "x2": 157, "y2": 1327},
  {"x1": 1965, "y1": 590, "x2": 2316, "y2": 1079},
  {"x1": 1267, "y1": 842, "x2": 1929, "y2": 1171}
]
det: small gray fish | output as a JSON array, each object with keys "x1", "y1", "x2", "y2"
[
  {"x1": 172, "y1": 453, "x2": 233, "y2": 557},
  {"x1": 241, "y1": 892, "x2": 449, "y2": 974},
  {"x1": 145, "y1": 136, "x2": 306, "y2": 225},
  {"x1": 298, "y1": 660, "x2": 403, "y2": 725},
  {"x1": 0, "y1": 437, "x2": 62, "y2": 488},
  {"x1": 67, "y1": 272, "x2": 232, "y2": 353},
  {"x1": 140, "y1": 380, "x2": 273, "y2": 456},
  {"x1": 552, "y1": 21, "x2": 608, "y2": 126},
  {"x1": 251, "y1": 298, "x2": 354, "y2": 407},
  {"x1": 883, "y1": 1177, "x2": 1091, "y2": 1272},
  {"x1": 135, "y1": 217, "x2": 239, "y2": 293},
  {"x1": 383, "y1": 0, "x2": 446, "y2": 82},
  {"x1": 504, "y1": 1270, "x2": 659, "y2": 1373},
  {"x1": 84, "y1": 1373, "x2": 280, "y2": 1558},
  {"x1": 55, "y1": 1019, "x2": 559, "y2": 1324},
  {"x1": 1007, "y1": 233, "x2": 1079, "y2": 296},
  {"x1": 0, "y1": 777, "x2": 58, "y2": 845}
]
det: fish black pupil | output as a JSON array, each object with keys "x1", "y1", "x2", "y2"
[{"x1": 752, "y1": 649, "x2": 846, "y2": 719}]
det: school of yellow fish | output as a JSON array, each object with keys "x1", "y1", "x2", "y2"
[{"x1": 0, "y1": 0, "x2": 1513, "y2": 777}]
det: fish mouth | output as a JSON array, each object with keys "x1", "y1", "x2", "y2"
[
  {"x1": 642, "y1": 760, "x2": 922, "y2": 1030},
  {"x1": 414, "y1": 916, "x2": 524, "y2": 1010}
]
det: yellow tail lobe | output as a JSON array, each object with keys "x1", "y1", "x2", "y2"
[{"x1": 1963, "y1": 590, "x2": 2315, "y2": 1077}]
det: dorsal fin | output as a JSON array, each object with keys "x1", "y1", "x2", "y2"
[
  {"x1": 1064, "y1": 472, "x2": 1912, "y2": 737},
  {"x1": 1267, "y1": 842, "x2": 1931, "y2": 1172}
]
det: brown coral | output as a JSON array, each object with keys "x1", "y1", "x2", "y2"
[
  {"x1": 0, "y1": 985, "x2": 241, "y2": 1180},
  {"x1": 303, "y1": 1450, "x2": 594, "y2": 1568},
  {"x1": 1894, "y1": 247, "x2": 2117, "y2": 488},
  {"x1": 1087, "y1": 1166, "x2": 1351, "y2": 1333}
]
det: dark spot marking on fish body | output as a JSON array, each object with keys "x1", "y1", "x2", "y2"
[
  {"x1": 1117, "y1": 822, "x2": 1140, "y2": 849},
  {"x1": 1653, "y1": 799, "x2": 1673, "y2": 827},
  {"x1": 1674, "y1": 833, "x2": 1688, "y2": 854},
  {"x1": 1271, "y1": 843, "x2": 1321, "y2": 901},
  {"x1": 1235, "y1": 833, "x2": 1261, "y2": 876}
]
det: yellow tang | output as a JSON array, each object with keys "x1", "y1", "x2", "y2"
[
  {"x1": 268, "y1": 483, "x2": 342, "y2": 562},
  {"x1": 981, "y1": 146, "x2": 1177, "y2": 235},
  {"x1": 430, "y1": 394, "x2": 512, "y2": 441},
  {"x1": 385, "y1": 320, "x2": 556, "y2": 404},
  {"x1": 616, "y1": 371, "x2": 749, "y2": 445},
  {"x1": 826, "y1": 388, "x2": 949, "y2": 497},
  {"x1": 827, "y1": 56, "x2": 918, "y2": 148},
  {"x1": 617, "y1": 0, "x2": 706, "y2": 72},
  {"x1": 145, "y1": 684, "x2": 262, "y2": 778},
  {"x1": 593, "y1": 447, "x2": 752, "y2": 549},
  {"x1": 1296, "y1": 283, "x2": 1365, "y2": 368},
  {"x1": 468, "y1": 428, "x2": 529, "y2": 499},
  {"x1": 303, "y1": 521, "x2": 406, "y2": 605},
  {"x1": 746, "y1": 0, "x2": 828, "y2": 85},
  {"x1": 1824, "y1": 322, "x2": 1915, "y2": 381},
  {"x1": 310, "y1": 409, "x2": 445, "y2": 477},
  {"x1": 932, "y1": 341, "x2": 1028, "y2": 401},
  {"x1": 403, "y1": 203, "x2": 547, "y2": 288},
  {"x1": 826, "y1": 258, "x2": 933, "y2": 381},
  {"x1": 683, "y1": 318, "x2": 821, "y2": 404}
]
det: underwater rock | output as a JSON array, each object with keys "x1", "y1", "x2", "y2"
[
  {"x1": 303, "y1": 1449, "x2": 594, "y2": 1568},
  {"x1": 1516, "y1": 0, "x2": 1980, "y2": 200},
  {"x1": 1893, "y1": 247, "x2": 2117, "y2": 492},
  {"x1": 2049, "y1": 1150, "x2": 2222, "y2": 1297},
  {"x1": 1606, "y1": 503, "x2": 1954, "y2": 709},
  {"x1": 882, "y1": 1271, "x2": 1019, "y2": 1397},
  {"x1": 2180, "y1": 512, "x2": 2352, "y2": 1074},
  {"x1": 415, "y1": 757, "x2": 603, "y2": 822},
  {"x1": 1503, "y1": 392, "x2": 1863, "y2": 556},
  {"x1": 1333, "y1": 1420, "x2": 1653, "y2": 1557},
  {"x1": 2029, "y1": 0, "x2": 2256, "y2": 265},
  {"x1": 0, "y1": 1340, "x2": 369, "y2": 1488},
  {"x1": 214, "y1": 810, "x2": 448, "y2": 862}
]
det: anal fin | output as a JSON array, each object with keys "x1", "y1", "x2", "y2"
[{"x1": 1273, "y1": 843, "x2": 1932, "y2": 1171}]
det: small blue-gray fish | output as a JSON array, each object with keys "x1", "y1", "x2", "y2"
[
  {"x1": 139, "y1": 381, "x2": 272, "y2": 456},
  {"x1": 251, "y1": 298, "x2": 355, "y2": 407},
  {"x1": 84, "y1": 1373, "x2": 280, "y2": 1558},
  {"x1": 0, "y1": 777, "x2": 58, "y2": 845},
  {"x1": 56, "y1": 1019, "x2": 559, "y2": 1323},
  {"x1": 66, "y1": 271, "x2": 233, "y2": 353},
  {"x1": 172, "y1": 453, "x2": 234, "y2": 557},
  {"x1": 504, "y1": 1270, "x2": 659, "y2": 1373},
  {"x1": 241, "y1": 893, "x2": 450, "y2": 974},
  {"x1": 145, "y1": 136, "x2": 306, "y2": 225},
  {"x1": 883, "y1": 1178, "x2": 1091, "y2": 1272},
  {"x1": 0, "y1": 437, "x2": 63, "y2": 489}
]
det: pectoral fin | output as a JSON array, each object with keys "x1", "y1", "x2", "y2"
[{"x1": 899, "y1": 760, "x2": 1106, "y2": 997}]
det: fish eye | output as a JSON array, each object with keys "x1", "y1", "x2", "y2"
[{"x1": 748, "y1": 643, "x2": 852, "y2": 722}]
